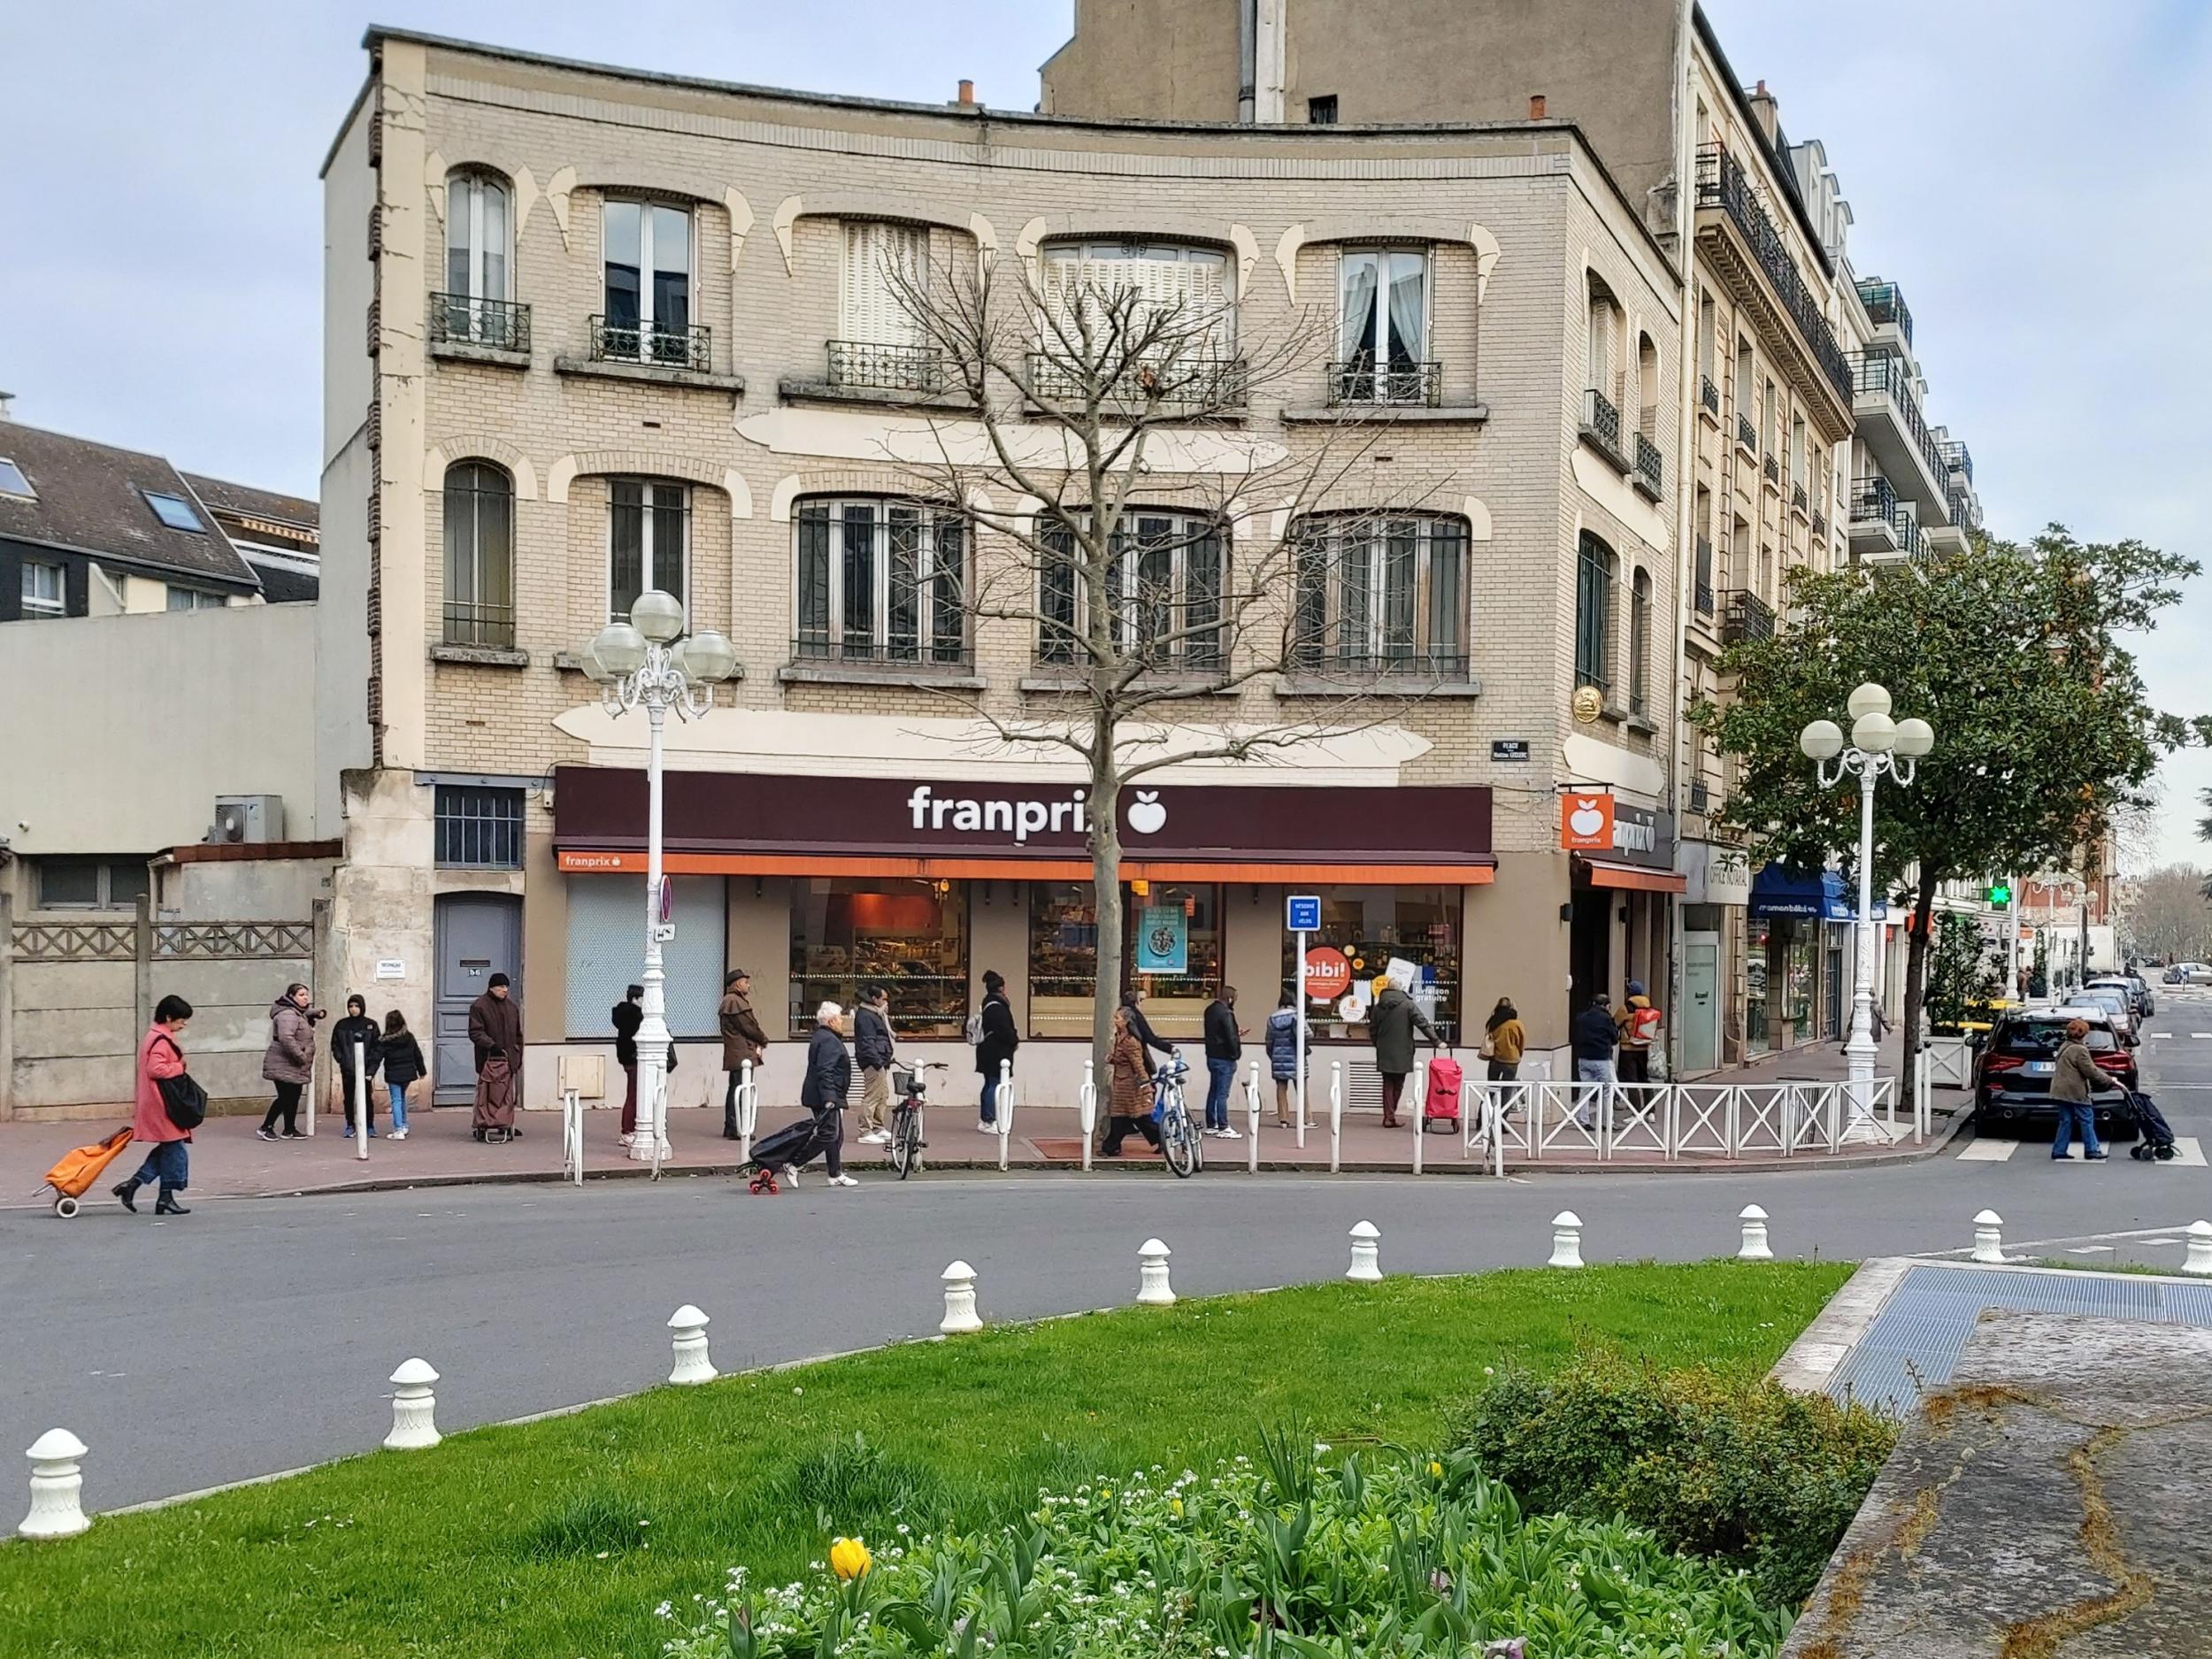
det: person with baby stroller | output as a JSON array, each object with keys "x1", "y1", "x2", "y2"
[{"x1": 746, "y1": 1001, "x2": 858, "y2": 1191}]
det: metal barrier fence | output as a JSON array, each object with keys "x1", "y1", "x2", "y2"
[{"x1": 1460, "y1": 1076, "x2": 1913, "y2": 1165}]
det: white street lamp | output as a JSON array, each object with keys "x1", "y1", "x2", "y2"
[
  {"x1": 582, "y1": 592, "x2": 737, "y2": 1164},
  {"x1": 1801, "y1": 682, "x2": 1932, "y2": 1142}
]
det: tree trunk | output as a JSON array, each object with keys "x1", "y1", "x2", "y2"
[
  {"x1": 1901, "y1": 866, "x2": 1941, "y2": 1102},
  {"x1": 1089, "y1": 743, "x2": 1122, "y2": 1151}
]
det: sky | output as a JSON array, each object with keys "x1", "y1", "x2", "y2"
[{"x1": 2, "y1": 0, "x2": 2205, "y2": 864}]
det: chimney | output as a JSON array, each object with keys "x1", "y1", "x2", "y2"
[
  {"x1": 1747, "y1": 79, "x2": 1780, "y2": 143},
  {"x1": 0, "y1": 390, "x2": 12, "y2": 420},
  {"x1": 1528, "y1": 93, "x2": 1547, "y2": 120},
  {"x1": 955, "y1": 79, "x2": 975, "y2": 106}
]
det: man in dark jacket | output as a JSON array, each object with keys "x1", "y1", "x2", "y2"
[
  {"x1": 331, "y1": 995, "x2": 383, "y2": 1139},
  {"x1": 795, "y1": 1001, "x2": 856, "y2": 1187},
  {"x1": 1202, "y1": 985, "x2": 1245, "y2": 1139},
  {"x1": 467, "y1": 972, "x2": 525, "y2": 1141},
  {"x1": 853, "y1": 985, "x2": 896, "y2": 1144},
  {"x1": 1367, "y1": 978, "x2": 1439, "y2": 1129},
  {"x1": 718, "y1": 969, "x2": 769, "y2": 1141},
  {"x1": 1571, "y1": 992, "x2": 1621, "y2": 1130},
  {"x1": 611, "y1": 985, "x2": 644, "y2": 1142}
]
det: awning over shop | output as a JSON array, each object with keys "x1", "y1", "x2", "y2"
[
  {"x1": 557, "y1": 849, "x2": 1494, "y2": 883},
  {"x1": 1574, "y1": 856, "x2": 1687, "y2": 894},
  {"x1": 1749, "y1": 865, "x2": 1841, "y2": 918}
]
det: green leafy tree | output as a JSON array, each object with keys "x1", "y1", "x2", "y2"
[
  {"x1": 1922, "y1": 913, "x2": 2001, "y2": 1033},
  {"x1": 1693, "y1": 528, "x2": 2194, "y2": 1094}
]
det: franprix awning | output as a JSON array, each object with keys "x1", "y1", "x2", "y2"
[{"x1": 1575, "y1": 856, "x2": 1688, "y2": 894}]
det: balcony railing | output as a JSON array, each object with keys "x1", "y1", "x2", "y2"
[
  {"x1": 1855, "y1": 279, "x2": 1915, "y2": 345},
  {"x1": 429, "y1": 294, "x2": 530, "y2": 353},
  {"x1": 1947, "y1": 486, "x2": 1980, "y2": 534},
  {"x1": 589, "y1": 314, "x2": 712, "y2": 373},
  {"x1": 1763, "y1": 453, "x2": 1781, "y2": 488},
  {"x1": 1721, "y1": 588, "x2": 1776, "y2": 646},
  {"x1": 1897, "y1": 516, "x2": 1925, "y2": 560},
  {"x1": 1938, "y1": 437, "x2": 1974, "y2": 483},
  {"x1": 826, "y1": 339, "x2": 947, "y2": 394},
  {"x1": 442, "y1": 600, "x2": 516, "y2": 649},
  {"x1": 1850, "y1": 474, "x2": 1900, "y2": 526},
  {"x1": 790, "y1": 635, "x2": 975, "y2": 672},
  {"x1": 1736, "y1": 412, "x2": 1758, "y2": 453},
  {"x1": 1286, "y1": 644, "x2": 1472, "y2": 681},
  {"x1": 1633, "y1": 432, "x2": 1663, "y2": 497},
  {"x1": 1581, "y1": 387, "x2": 1624, "y2": 454},
  {"x1": 1694, "y1": 143, "x2": 1855, "y2": 405},
  {"x1": 1852, "y1": 350, "x2": 1948, "y2": 489},
  {"x1": 1699, "y1": 375, "x2": 1721, "y2": 419},
  {"x1": 1026, "y1": 351, "x2": 1249, "y2": 411},
  {"x1": 1694, "y1": 537, "x2": 1715, "y2": 616},
  {"x1": 1689, "y1": 778, "x2": 1711, "y2": 814},
  {"x1": 1811, "y1": 510, "x2": 1828, "y2": 541},
  {"x1": 1791, "y1": 481, "x2": 1809, "y2": 515},
  {"x1": 1327, "y1": 358, "x2": 1443, "y2": 408}
]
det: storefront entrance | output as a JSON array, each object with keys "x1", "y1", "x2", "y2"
[{"x1": 1568, "y1": 887, "x2": 1610, "y2": 1025}]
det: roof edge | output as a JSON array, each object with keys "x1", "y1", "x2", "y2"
[{"x1": 1689, "y1": 4, "x2": 1833, "y2": 281}]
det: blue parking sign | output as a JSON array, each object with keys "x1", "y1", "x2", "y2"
[{"x1": 1286, "y1": 894, "x2": 1322, "y2": 933}]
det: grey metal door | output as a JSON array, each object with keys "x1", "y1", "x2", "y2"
[
  {"x1": 1681, "y1": 933, "x2": 1720, "y2": 1075},
  {"x1": 434, "y1": 894, "x2": 521, "y2": 1103}
]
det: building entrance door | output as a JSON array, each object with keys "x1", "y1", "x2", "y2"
[
  {"x1": 1681, "y1": 932, "x2": 1720, "y2": 1075},
  {"x1": 434, "y1": 893, "x2": 521, "y2": 1103},
  {"x1": 1568, "y1": 887, "x2": 1611, "y2": 1028}
]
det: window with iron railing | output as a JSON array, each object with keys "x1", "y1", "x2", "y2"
[
  {"x1": 434, "y1": 786, "x2": 524, "y2": 870},
  {"x1": 1038, "y1": 510, "x2": 1226, "y2": 672},
  {"x1": 1581, "y1": 387, "x2": 1624, "y2": 457},
  {"x1": 1335, "y1": 248, "x2": 1433, "y2": 404},
  {"x1": 1694, "y1": 144, "x2": 1855, "y2": 404},
  {"x1": 1289, "y1": 513, "x2": 1470, "y2": 680},
  {"x1": 442, "y1": 461, "x2": 515, "y2": 647},
  {"x1": 1575, "y1": 532, "x2": 1617, "y2": 694},
  {"x1": 1694, "y1": 537, "x2": 1715, "y2": 616},
  {"x1": 1633, "y1": 432, "x2": 1663, "y2": 497},
  {"x1": 795, "y1": 497, "x2": 969, "y2": 669},
  {"x1": 602, "y1": 200, "x2": 694, "y2": 365}
]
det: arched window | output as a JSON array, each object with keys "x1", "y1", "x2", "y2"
[
  {"x1": 1036, "y1": 507, "x2": 1225, "y2": 672},
  {"x1": 1629, "y1": 567, "x2": 1653, "y2": 718},
  {"x1": 1574, "y1": 531, "x2": 1617, "y2": 696},
  {"x1": 1288, "y1": 511, "x2": 1470, "y2": 680},
  {"x1": 795, "y1": 496, "x2": 967, "y2": 669},
  {"x1": 1036, "y1": 242, "x2": 1238, "y2": 407},
  {"x1": 440, "y1": 172, "x2": 517, "y2": 349},
  {"x1": 608, "y1": 479, "x2": 688, "y2": 624},
  {"x1": 442, "y1": 462, "x2": 514, "y2": 647}
]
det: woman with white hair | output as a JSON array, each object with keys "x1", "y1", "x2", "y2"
[{"x1": 795, "y1": 1000, "x2": 858, "y2": 1188}]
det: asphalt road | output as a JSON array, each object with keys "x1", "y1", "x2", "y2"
[{"x1": 8, "y1": 993, "x2": 2210, "y2": 1513}]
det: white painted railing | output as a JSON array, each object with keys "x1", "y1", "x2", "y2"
[
  {"x1": 560, "y1": 1087, "x2": 585, "y2": 1186},
  {"x1": 1461, "y1": 1077, "x2": 1902, "y2": 1164}
]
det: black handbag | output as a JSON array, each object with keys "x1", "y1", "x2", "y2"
[{"x1": 155, "y1": 1035, "x2": 208, "y2": 1130}]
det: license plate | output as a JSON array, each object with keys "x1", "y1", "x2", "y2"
[{"x1": 2025, "y1": 1060, "x2": 2054, "y2": 1075}]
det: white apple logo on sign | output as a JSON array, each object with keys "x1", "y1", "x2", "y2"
[
  {"x1": 1569, "y1": 797, "x2": 1606, "y2": 837},
  {"x1": 1126, "y1": 791, "x2": 1167, "y2": 835}
]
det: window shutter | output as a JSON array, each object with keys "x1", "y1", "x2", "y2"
[{"x1": 843, "y1": 222, "x2": 924, "y2": 346}]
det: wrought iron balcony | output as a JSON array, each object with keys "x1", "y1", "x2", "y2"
[
  {"x1": 429, "y1": 293, "x2": 530, "y2": 353},
  {"x1": 1947, "y1": 486, "x2": 1981, "y2": 534},
  {"x1": 1737, "y1": 412, "x2": 1759, "y2": 453},
  {"x1": 1580, "y1": 388, "x2": 1625, "y2": 459},
  {"x1": 588, "y1": 314, "x2": 711, "y2": 373},
  {"x1": 1721, "y1": 588, "x2": 1776, "y2": 646},
  {"x1": 1897, "y1": 515, "x2": 1925, "y2": 560},
  {"x1": 1855, "y1": 279, "x2": 1915, "y2": 345},
  {"x1": 1700, "y1": 375, "x2": 1721, "y2": 419},
  {"x1": 1850, "y1": 474, "x2": 1900, "y2": 526},
  {"x1": 1811, "y1": 510, "x2": 1828, "y2": 541},
  {"x1": 1286, "y1": 643, "x2": 1472, "y2": 681},
  {"x1": 790, "y1": 634, "x2": 975, "y2": 673},
  {"x1": 1689, "y1": 778, "x2": 1711, "y2": 814},
  {"x1": 1939, "y1": 438, "x2": 1974, "y2": 484},
  {"x1": 825, "y1": 339, "x2": 947, "y2": 394},
  {"x1": 1851, "y1": 350, "x2": 1948, "y2": 494},
  {"x1": 1633, "y1": 431, "x2": 1663, "y2": 498},
  {"x1": 1028, "y1": 351, "x2": 1249, "y2": 411},
  {"x1": 1326, "y1": 358, "x2": 1443, "y2": 408},
  {"x1": 1791, "y1": 481, "x2": 1809, "y2": 515},
  {"x1": 1694, "y1": 143, "x2": 1855, "y2": 406},
  {"x1": 442, "y1": 600, "x2": 516, "y2": 650},
  {"x1": 1763, "y1": 453, "x2": 1781, "y2": 488}
]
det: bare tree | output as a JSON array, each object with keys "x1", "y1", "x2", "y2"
[
  {"x1": 875, "y1": 246, "x2": 1460, "y2": 1103},
  {"x1": 2118, "y1": 864, "x2": 2212, "y2": 964}
]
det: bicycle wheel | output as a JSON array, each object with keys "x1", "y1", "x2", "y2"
[
  {"x1": 891, "y1": 1108, "x2": 919, "y2": 1179},
  {"x1": 1163, "y1": 1102, "x2": 1197, "y2": 1179}
]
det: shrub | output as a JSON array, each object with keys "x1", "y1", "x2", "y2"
[
  {"x1": 661, "y1": 1444, "x2": 1793, "y2": 1659},
  {"x1": 1448, "y1": 1355, "x2": 1896, "y2": 1608}
]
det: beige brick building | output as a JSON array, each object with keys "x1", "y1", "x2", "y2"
[{"x1": 319, "y1": 27, "x2": 1686, "y2": 1111}]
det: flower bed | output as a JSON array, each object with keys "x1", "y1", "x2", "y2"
[{"x1": 663, "y1": 1429, "x2": 1792, "y2": 1658}]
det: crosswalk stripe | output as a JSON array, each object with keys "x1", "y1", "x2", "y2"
[
  {"x1": 2193, "y1": 1033, "x2": 2212, "y2": 1040},
  {"x1": 1957, "y1": 1138, "x2": 2018, "y2": 1161},
  {"x1": 2173, "y1": 1137, "x2": 2207, "y2": 1167}
]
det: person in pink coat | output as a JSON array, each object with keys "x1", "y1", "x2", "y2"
[{"x1": 116, "y1": 995, "x2": 196, "y2": 1216}]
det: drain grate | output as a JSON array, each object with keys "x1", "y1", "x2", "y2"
[{"x1": 1828, "y1": 1265, "x2": 2212, "y2": 1413}]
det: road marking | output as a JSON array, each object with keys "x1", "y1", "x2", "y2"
[
  {"x1": 2194, "y1": 1033, "x2": 2212, "y2": 1040},
  {"x1": 2151, "y1": 1033, "x2": 2172, "y2": 1041},
  {"x1": 1957, "y1": 1139, "x2": 2017, "y2": 1161},
  {"x1": 2065, "y1": 1245, "x2": 2115, "y2": 1255},
  {"x1": 2173, "y1": 1137, "x2": 2207, "y2": 1167}
]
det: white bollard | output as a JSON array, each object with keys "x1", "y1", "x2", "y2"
[
  {"x1": 1136, "y1": 1237, "x2": 1176, "y2": 1305},
  {"x1": 2185, "y1": 1221, "x2": 2212, "y2": 1278},
  {"x1": 940, "y1": 1260, "x2": 983, "y2": 1333},
  {"x1": 995, "y1": 1059, "x2": 1014, "y2": 1171},
  {"x1": 667, "y1": 1305, "x2": 716, "y2": 1385},
  {"x1": 1971, "y1": 1209, "x2": 2005, "y2": 1265},
  {"x1": 383, "y1": 1357, "x2": 442, "y2": 1450},
  {"x1": 1411, "y1": 1058, "x2": 1426, "y2": 1177},
  {"x1": 1328, "y1": 1061, "x2": 1343, "y2": 1174},
  {"x1": 1246, "y1": 1058, "x2": 1262, "y2": 1174},
  {"x1": 19, "y1": 1430, "x2": 88, "y2": 1540},
  {"x1": 1738, "y1": 1203, "x2": 1773, "y2": 1260},
  {"x1": 1347, "y1": 1218, "x2": 1382, "y2": 1282},
  {"x1": 738, "y1": 1057, "x2": 756, "y2": 1163},
  {"x1": 1079, "y1": 1060, "x2": 1096, "y2": 1173},
  {"x1": 1548, "y1": 1210, "x2": 1585, "y2": 1270},
  {"x1": 352, "y1": 1041, "x2": 370, "y2": 1162}
]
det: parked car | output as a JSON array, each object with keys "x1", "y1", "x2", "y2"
[
  {"x1": 1973, "y1": 1008, "x2": 2139, "y2": 1141},
  {"x1": 2086, "y1": 974, "x2": 2154, "y2": 1020},
  {"x1": 2192, "y1": 964, "x2": 2212, "y2": 987},
  {"x1": 2072, "y1": 985, "x2": 2138, "y2": 1044}
]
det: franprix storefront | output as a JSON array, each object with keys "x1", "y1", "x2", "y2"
[{"x1": 546, "y1": 764, "x2": 1497, "y2": 1110}]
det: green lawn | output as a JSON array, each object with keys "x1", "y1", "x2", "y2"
[{"x1": 0, "y1": 1263, "x2": 1850, "y2": 1659}]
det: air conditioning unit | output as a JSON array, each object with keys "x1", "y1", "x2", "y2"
[{"x1": 211, "y1": 795, "x2": 286, "y2": 844}]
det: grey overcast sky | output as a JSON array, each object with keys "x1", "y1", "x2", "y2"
[{"x1": 2, "y1": 2, "x2": 2205, "y2": 864}]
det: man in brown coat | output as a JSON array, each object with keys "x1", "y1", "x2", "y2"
[
  {"x1": 467, "y1": 972, "x2": 525, "y2": 1141},
  {"x1": 719, "y1": 968, "x2": 769, "y2": 1140}
]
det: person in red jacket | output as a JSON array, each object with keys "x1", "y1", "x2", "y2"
[{"x1": 116, "y1": 995, "x2": 196, "y2": 1217}]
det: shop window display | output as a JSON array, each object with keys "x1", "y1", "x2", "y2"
[
  {"x1": 1282, "y1": 886, "x2": 1460, "y2": 1043},
  {"x1": 1027, "y1": 880, "x2": 1223, "y2": 1039},
  {"x1": 790, "y1": 878, "x2": 969, "y2": 1038}
]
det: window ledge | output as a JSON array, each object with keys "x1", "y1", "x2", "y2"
[
  {"x1": 1275, "y1": 675, "x2": 1482, "y2": 698},
  {"x1": 430, "y1": 339, "x2": 530, "y2": 370},
  {"x1": 1018, "y1": 402, "x2": 1248, "y2": 427},
  {"x1": 552, "y1": 357, "x2": 745, "y2": 395},
  {"x1": 1598, "y1": 703, "x2": 1630, "y2": 726},
  {"x1": 552, "y1": 649, "x2": 747, "y2": 681},
  {"x1": 1019, "y1": 672, "x2": 1240, "y2": 696},
  {"x1": 779, "y1": 378, "x2": 979, "y2": 413},
  {"x1": 1626, "y1": 711, "x2": 1659, "y2": 736},
  {"x1": 779, "y1": 660, "x2": 984, "y2": 691},
  {"x1": 1280, "y1": 403, "x2": 1488, "y2": 426},
  {"x1": 430, "y1": 641, "x2": 529, "y2": 668},
  {"x1": 1631, "y1": 474, "x2": 1663, "y2": 503},
  {"x1": 1578, "y1": 429, "x2": 1633, "y2": 476},
  {"x1": 1696, "y1": 403, "x2": 1722, "y2": 429}
]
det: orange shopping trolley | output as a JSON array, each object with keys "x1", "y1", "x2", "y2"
[{"x1": 39, "y1": 1126, "x2": 135, "y2": 1218}]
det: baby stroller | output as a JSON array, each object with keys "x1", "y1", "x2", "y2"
[
  {"x1": 2127, "y1": 1090, "x2": 2177, "y2": 1161},
  {"x1": 744, "y1": 1111, "x2": 835, "y2": 1194},
  {"x1": 40, "y1": 1125, "x2": 135, "y2": 1217}
]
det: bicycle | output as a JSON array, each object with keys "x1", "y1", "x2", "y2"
[
  {"x1": 888, "y1": 1062, "x2": 945, "y2": 1180},
  {"x1": 1153, "y1": 1052, "x2": 1202, "y2": 1179}
]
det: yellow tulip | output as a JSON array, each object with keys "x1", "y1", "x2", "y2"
[
  {"x1": 1171, "y1": 1498, "x2": 1184, "y2": 1517},
  {"x1": 829, "y1": 1536, "x2": 872, "y2": 1581},
  {"x1": 1428, "y1": 1461, "x2": 1444, "y2": 1479}
]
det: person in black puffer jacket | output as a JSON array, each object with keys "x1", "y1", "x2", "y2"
[
  {"x1": 330, "y1": 995, "x2": 383, "y2": 1139},
  {"x1": 379, "y1": 1009, "x2": 426, "y2": 1141}
]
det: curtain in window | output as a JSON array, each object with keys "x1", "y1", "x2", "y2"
[
  {"x1": 1385, "y1": 254, "x2": 1425, "y2": 372},
  {"x1": 1340, "y1": 253, "x2": 1379, "y2": 365}
]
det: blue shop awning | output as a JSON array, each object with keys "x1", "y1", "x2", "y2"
[{"x1": 1748, "y1": 865, "x2": 1841, "y2": 918}]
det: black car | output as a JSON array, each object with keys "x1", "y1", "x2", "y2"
[{"x1": 1972, "y1": 1009, "x2": 2139, "y2": 1141}]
